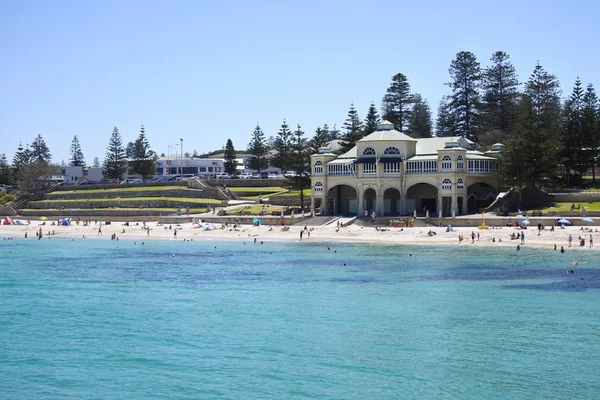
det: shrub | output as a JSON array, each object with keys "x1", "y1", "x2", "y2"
[{"x1": 0, "y1": 194, "x2": 16, "y2": 205}]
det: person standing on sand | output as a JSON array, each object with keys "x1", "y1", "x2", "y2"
[
  {"x1": 98, "y1": 224, "x2": 102, "y2": 236},
  {"x1": 520, "y1": 231, "x2": 524, "y2": 244},
  {"x1": 174, "y1": 229, "x2": 177, "y2": 238},
  {"x1": 590, "y1": 234, "x2": 593, "y2": 248},
  {"x1": 568, "y1": 234, "x2": 573, "y2": 247},
  {"x1": 471, "y1": 231, "x2": 475, "y2": 243}
]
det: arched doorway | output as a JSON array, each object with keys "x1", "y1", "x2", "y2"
[
  {"x1": 363, "y1": 188, "x2": 376, "y2": 214},
  {"x1": 467, "y1": 183, "x2": 496, "y2": 213},
  {"x1": 326, "y1": 184, "x2": 358, "y2": 215},
  {"x1": 406, "y1": 183, "x2": 438, "y2": 216},
  {"x1": 384, "y1": 188, "x2": 401, "y2": 216}
]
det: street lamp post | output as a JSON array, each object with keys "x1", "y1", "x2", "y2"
[
  {"x1": 173, "y1": 144, "x2": 179, "y2": 176},
  {"x1": 180, "y1": 138, "x2": 183, "y2": 179}
]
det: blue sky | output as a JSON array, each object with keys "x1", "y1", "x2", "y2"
[{"x1": 1, "y1": 0, "x2": 599, "y2": 164}]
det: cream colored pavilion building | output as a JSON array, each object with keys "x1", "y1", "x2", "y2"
[{"x1": 310, "y1": 121, "x2": 502, "y2": 217}]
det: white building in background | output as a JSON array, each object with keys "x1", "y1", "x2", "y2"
[
  {"x1": 63, "y1": 166, "x2": 103, "y2": 183},
  {"x1": 154, "y1": 157, "x2": 225, "y2": 177},
  {"x1": 310, "y1": 120, "x2": 502, "y2": 217}
]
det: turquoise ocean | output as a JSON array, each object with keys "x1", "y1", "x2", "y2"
[{"x1": 1, "y1": 238, "x2": 599, "y2": 399}]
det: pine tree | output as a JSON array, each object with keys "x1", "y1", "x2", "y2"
[
  {"x1": 502, "y1": 95, "x2": 561, "y2": 198},
  {"x1": 381, "y1": 73, "x2": 414, "y2": 132},
  {"x1": 447, "y1": 51, "x2": 482, "y2": 141},
  {"x1": 12, "y1": 142, "x2": 34, "y2": 168},
  {"x1": 363, "y1": 102, "x2": 380, "y2": 134},
  {"x1": 327, "y1": 124, "x2": 340, "y2": 141},
  {"x1": 435, "y1": 96, "x2": 459, "y2": 137},
  {"x1": 408, "y1": 94, "x2": 433, "y2": 138},
  {"x1": 69, "y1": 135, "x2": 85, "y2": 166},
  {"x1": 247, "y1": 123, "x2": 269, "y2": 174},
  {"x1": 31, "y1": 134, "x2": 52, "y2": 163},
  {"x1": 12, "y1": 143, "x2": 35, "y2": 186},
  {"x1": 286, "y1": 124, "x2": 312, "y2": 212},
  {"x1": 271, "y1": 119, "x2": 292, "y2": 169},
  {"x1": 582, "y1": 84, "x2": 600, "y2": 182},
  {"x1": 224, "y1": 138, "x2": 237, "y2": 174},
  {"x1": 481, "y1": 51, "x2": 520, "y2": 134},
  {"x1": 524, "y1": 62, "x2": 562, "y2": 134},
  {"x1": 311, "y1": 126, "x2": 329, "y2": 150},
  {"x1": 0, "y1": 153, "x2": 11, "y2": 184},
  {"x1": 131, "y1": 125, "x2": 157, "y2": 180},
  {"x1": 103, "y1": 127, "x2": 126, "y2": 180},
  {"x1": 561, "y1": 78, "x2": 587, "y2": 184},
  {"x1": 125, "y1": 141, "x2": 135, "y2": 158},
  {"x1": 339, "y1": 103, "x2": 363, "y2": 154}
]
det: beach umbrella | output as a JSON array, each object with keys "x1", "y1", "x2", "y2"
[
  {"x1": 521, "y1": 220, "x2": 530, "y2": 225},
  {"x1": 582, "y1": 217, "x2": 594, "y2": 226},
  {"x1": 557, "y1": 218, "x2": 571, "y2": 225},
  {"x1": 39, "y1": 216, "x2": 48, "y2": 221},
  {"x1": 252, "y1": 217, "x2": 262, "y2": 226}
]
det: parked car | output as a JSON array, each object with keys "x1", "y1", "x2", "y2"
[
  {"x1": 268, "y1": 173, "x2": 285, "y2": 180},
  {"x1": 176, "y1": 174, "x2": 195, "y2": 181},
  {"x1": 284, "y1": 171, "x2": 298, "y2": 178},
  {"x1": 251, "y1": 173, "x2": 261, "y2": 179},
  {"x1": 239, "y1": 173, "x2": 253, "y2": 179},
  {"x1": 120, "y1": 178, "x2": 143, "y2": 184},
  {"x1": 215, "y1": 173, "x2": 232, "y2": 179}
]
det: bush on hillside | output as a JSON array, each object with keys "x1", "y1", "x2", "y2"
[{"x1": 0, "y1": 194, "x2": 16, "y2": 205}]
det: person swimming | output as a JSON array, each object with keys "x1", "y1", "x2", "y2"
[{"x1": 568, "y1": 269, "x2": 575, "y2": 274}]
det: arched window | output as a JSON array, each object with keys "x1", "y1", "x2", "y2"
[
  {"x1": 313, "y1": 161, "x2": 323, "y2": 175},
  {"x1": 441, "y1": 155, "x2": 452, "y2": 170},
  {"x1": 442, "y1": 178, "x2": 452, "y2": 190},
  {"x1": 383, "y1": 147, "x2": 400, "y2": 155},
  {"x1": 363, "y1": 147, "x2": 376, "y2": 156},
  {"x1": 456, "y1": 155, "x2": 464, "y2": 170},
  {"x1": 314, "y1": 182, "x2": 323, "y2": 192},
  {"x1": 457, "y1": 178, "x2": 464, "y2": 190}
]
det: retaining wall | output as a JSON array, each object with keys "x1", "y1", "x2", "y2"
[
  {"x1": 46, "y1": 188, "x2": 224, "y2": 200},
  {"x1": 28, "y1": 199, "x2": 225, "y2": 209}
]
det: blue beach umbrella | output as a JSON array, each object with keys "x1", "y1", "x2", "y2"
[
  {"x1": 557, "y1": 218, "x2": 571, "y2": 225},
  {"x1": 582, "y1": 217, "x2": 594, "y2": 226},
  {"x1": 252, "y1": 217, "x2": 262, "y2": 226}
]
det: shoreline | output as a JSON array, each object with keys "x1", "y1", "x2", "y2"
[{"x1": 2, "y1": 219, "x2": 599, "y2": 251}]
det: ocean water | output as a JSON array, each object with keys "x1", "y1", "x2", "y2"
[{"x1": 1, "y1": 238, "x2": 599, "y2": 400}]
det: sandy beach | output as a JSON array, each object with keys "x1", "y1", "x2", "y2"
[{"x1": 2, "y1": 218, "x2": 599, "y2": 252}]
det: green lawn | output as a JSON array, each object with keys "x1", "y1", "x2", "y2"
[
  {"x1": 228, "y1": 187, "x2": 286, "y2": 193},
  {"x1": 539, "y1": 202, "x2": 600, "y2": 213},
  {"x1": 228, "y1": 205, "x2": 287, "y2": 214},
  {"x1": 20, "y1": 207, "x2": 208, "y2": 213},
  {"x1": 49, "y1": 186, "x2": 184, "y2": 195},
  {"x1": 271, "y1": 189, "x2": 312, "y2": 197},
  {"x1": 34, "y1": 197, "x2": 223, "y2": 204}
]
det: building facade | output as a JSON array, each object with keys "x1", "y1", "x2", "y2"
[{"x1": 310, "y1": 121, "x2": 502, "y2": 217}]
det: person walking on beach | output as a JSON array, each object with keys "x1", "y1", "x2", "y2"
[
  {"x1": 98, "y1": 224, "x2": 102, "y2": 236},
  {"x1": 520, "y1": 231, "x2": 524, "y2": 245},
  {"x1": 174, "y1": 229, "x2": 177, "y2": 238},
  {"x1": 471, "y1": 231, "x2": 475, "y2": 243},
  {"x1": 590, "y1": 234, "x2": 593, "y2": 248},
  {"x1": 568, "y1": 234, "x2": 573, "y2": 247}
]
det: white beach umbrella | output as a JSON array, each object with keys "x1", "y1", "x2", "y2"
[{"x1": 557, "y1": 218, "x2": 571, "y2": 225}]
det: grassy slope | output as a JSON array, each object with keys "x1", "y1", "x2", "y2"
[{"x1": 34, "y1": 197, "x2": 223, "y2": 204}]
